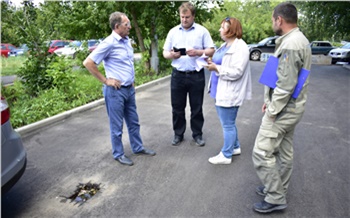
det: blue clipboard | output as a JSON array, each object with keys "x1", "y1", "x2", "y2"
[{"x1": 259, "y1": 56, "x2": 310, "y2": 98}]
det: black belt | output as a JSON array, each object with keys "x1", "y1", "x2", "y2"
[
  {"x1": 121, "y1": 85, "x2": 132, "y2": 88},
  {"x1": 173, "y1": 68, "x2": 200, "y2": 74}
]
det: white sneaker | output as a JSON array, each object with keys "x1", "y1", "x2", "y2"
[
  {"x1": 208, "y1": 152, "x2": 232, "y2": 164},
  {"x1": 233, "y1": 147, "x2": 241, "y2": 156}
]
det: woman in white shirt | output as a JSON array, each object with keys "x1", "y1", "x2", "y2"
[{"x1": 206, "y1": 17, "x2": 252, "y2": 164}]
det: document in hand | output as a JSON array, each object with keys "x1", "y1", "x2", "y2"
[
  {"x1": 259, "y1": 56, "x2": 310, "y2": 99},
  {"x1": 195, "y1": 54, "x2": 209, "y2": 71}
]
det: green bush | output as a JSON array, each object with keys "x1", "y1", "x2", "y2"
[
  {"x1": 17, "y1": 49, "x2": 54, "y2": 97},
  {"x1": 46, "y1": 56, "x2": 75, "y2": 92},
  {"x1": 1, "y1": 37, "x2": 174, "y2": 129},
  {"x1": 1, "y1": 56, "x2": 170, "y2": 129},
  {"x1": 2, "y1": 68, "x2": 103, "y2": 128}
]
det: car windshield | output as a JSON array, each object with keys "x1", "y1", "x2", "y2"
[
  {"x1": 88, "y1": 40, "x2": 99, "y2": 47},
  {"x1": 68, "y1": 41, "x2": 82, "y2": 48},
  {"x1": 19, "y1": 44, "x2": 28, "y2": 50},
  {"x1": 342, "y1": 43, "x2": 350, "y2": 49},
  {"x1": 258, "y1": 38, "x2": 272, "y2": 45}
]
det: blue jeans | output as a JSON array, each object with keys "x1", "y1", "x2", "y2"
[
  {"x1": 215, "y1": 106, "x2": 240, "y2": 158},
  {"x1": 103, "y1": 85, "x2": 144, "y2": 159}
]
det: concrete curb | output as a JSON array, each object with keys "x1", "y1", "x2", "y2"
[{"x1": 16, "y1": 75, "x2": 171, "y2": 136}]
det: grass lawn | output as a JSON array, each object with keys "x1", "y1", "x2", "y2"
[{"x1": 1, "y1": 56, "x2": 27, "y2": 76}]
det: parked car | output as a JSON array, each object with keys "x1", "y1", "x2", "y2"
[
  {"x1": 47, "y1": 40, "x2": 71, "y2": 54},
  {"x1": 1, "y1": 43, "x2": 17, "y2": 58},
  {"x1": 87, "y1": 39, "x2": 100, "y2": 52},
  {"x1": 328, "y1": 42, "x2": 350, "y2": 64},
  {"x1": 1, "y1": 96, "x2": 27, "y2": 194},
  {"x1": 9, "y1": 44, "x2": 29, "y2": 57},
  {"x1": 54, "y1": 39, "x2": 100, "y2": 58},
  {"x1": 309, "y1": 41, "x2": 334, "y2": 55},
  {"x1": 248, "y1": 36, "x2": 279, "y2": 61},
  {"x1": 54, "y1": 40, "x2": 82, "y2": 58}
]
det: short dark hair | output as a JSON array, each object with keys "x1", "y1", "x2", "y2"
[
  {"x1": 109, "y1": 12, "x2": 126, "y2": 30},
  {"x1": 273, "y1": 2, "x2": 298, "y2": 24},
  {"x1": 179, "y1": 2, "x2": 196, "y2": 16}
]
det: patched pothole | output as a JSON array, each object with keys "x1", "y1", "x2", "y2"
[{"x1": 60, "y1": 182, "x2": 101, "y2": 206}]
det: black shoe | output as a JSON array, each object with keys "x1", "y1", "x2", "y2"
[
  {"x1": 194, "y1": 136, "x2": 205, "y2": 146},
  {"x1": 135, "y1": 148, "x2": 156, "y2": 156},
  {"x1": 115, "y1": 155, "x2": 134, "y2": 166},
  {"x1": 172, "y1": 135, "x2": 183, "y2": 146},
  {"x1": 253, "y1": 200, "x2": 287, "y2": 213},
  {"x1": 256, "y1": 185, "x2": 266, "y2": 196}
]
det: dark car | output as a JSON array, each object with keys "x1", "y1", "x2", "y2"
[
  {"x1": 309, "y1": 41, "x2": 334, "y2": 55},
  {"x1": 1, "y1": 96, "x2": 27, "y2": 194},
  {"x1": 248, "y1": 36, "x2": 279, "y2": 61},
  {"x1": 1, "y1": 44, "x2": 17, "y2": 58}
]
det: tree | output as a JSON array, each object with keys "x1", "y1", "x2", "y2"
[
  {"x1": 204, "y1": 0, "x2": 281, "y2": 45},
  {"x1": 117, "y1": 1, "x2": 223, "y2": 74},
  {"x1": 294, "y1": 1, "x2": 350, "y2": 42},
  {"x1": 7, "y1": 1, "x2": 56, "y2": 96}
]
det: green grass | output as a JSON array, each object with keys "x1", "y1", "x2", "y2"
[
  {"x1": 1, "y1": 57, "x2": 171, "y2": 129},
  {"x1": 1, "y1": 56, "x2": 27, "y2": 76}
]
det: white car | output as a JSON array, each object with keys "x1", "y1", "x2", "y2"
[
  {"x1": 54, "y1": 40, "x2": 82, "y2": 58},
  {"x1": 328, "y1": 42, "x2": 350, "y2": 64}
]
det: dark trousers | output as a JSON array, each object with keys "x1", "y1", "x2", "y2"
[{"x1": 171, "y1": 68, "x2": 205, "y2": 139}]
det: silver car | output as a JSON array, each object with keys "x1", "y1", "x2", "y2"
[
  {"x1": 1, "y1": 96, "x2": 27, "y2": 194},
  {"x1": 328, "y1": 42, "x2": 350, "y2": 64}
]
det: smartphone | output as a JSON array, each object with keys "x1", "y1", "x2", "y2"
[{"x1": 173, "y1": 47, "x2": 186, "y2": 56}]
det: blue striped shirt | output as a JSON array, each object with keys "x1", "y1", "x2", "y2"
[
  {"x1": 163, "y1": 23, "x2": 214, "y2": 71},
  {"x1": 88, "y1": 31, "x2": 134, "y2": 86}
]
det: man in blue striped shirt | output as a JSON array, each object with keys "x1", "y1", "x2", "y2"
[
  {"x1": 163, "y1": 2, "x2": 215, "y2": 147},
  {"x1": 83, "y1": 12, "x2": 156, "y2": 166}
]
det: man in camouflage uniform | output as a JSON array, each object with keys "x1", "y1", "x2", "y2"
[{"x1": 252, "y1": 2, "x2": 312, "y2": 213}]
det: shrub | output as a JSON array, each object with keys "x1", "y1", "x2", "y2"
[
  {"x1": 16, "y1": 48, "x2": 54, "y2": 97},
  {"x1": 46, "y1": 56, "x2": 75, "y2": 92}
]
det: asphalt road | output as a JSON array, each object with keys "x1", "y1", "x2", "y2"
[{"x1": 2, "y1": 61, "x2": 349, "y2": 218}]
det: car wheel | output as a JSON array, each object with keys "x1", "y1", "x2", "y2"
[{"x1": 250, "y1": 51, "x2": 261, "y2": 61}]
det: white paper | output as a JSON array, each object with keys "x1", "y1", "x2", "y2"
[{"x1": 195, "y1": 54, "x2": 209, "y2": 71}]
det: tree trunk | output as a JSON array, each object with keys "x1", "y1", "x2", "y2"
[
  {"x1": 130, "y1": 8, "x2": 150, "y2": 71},
  {"x1": 150, "y1": 16, "x2": 159, "y2": 74}
]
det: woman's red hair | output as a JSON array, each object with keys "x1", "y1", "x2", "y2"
[{"x1": 221, "y1": 17, "x2": 243, "y2": 39}]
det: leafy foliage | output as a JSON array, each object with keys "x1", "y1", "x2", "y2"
[
  {"x1": 204, "y1": 0, "x2": 280, "y2": 44},
  {"x1": 294, "y1": 1, "x2": 350, "y2": 42},
  {"x1": 17, "y1": 52, "x2": 54, "y2": 96},
  {"x1": 46, "y1": 56, "x2": 75, "y2": 92},
  {"x1": 1, "y1": 58, "x2": 169, "y2": 129}
]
